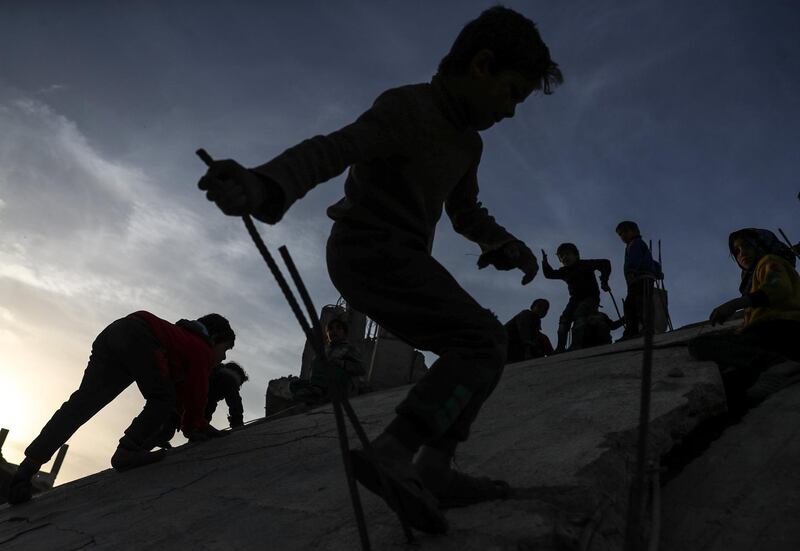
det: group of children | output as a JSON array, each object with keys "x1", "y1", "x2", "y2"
[
  {"x1": 6, "y1": 5, "x2": 799, "y2": 541},
  {"x1": 8, "y1": 312, "x2": 250, "y2": 503},
  {"x1": 505, "y1": 220, "x2": 660, "y2": 362}
]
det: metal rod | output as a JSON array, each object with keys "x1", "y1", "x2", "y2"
[
  {"x1": 196, "y1": 148, "x2": 373, "y2": 548},
  {"x1": 624, "y1": 278, "x2": 655, "y2": 551},
  {"x1": 331, "y1": 398, "x2": 372, "y2": 550},
  {"x1": 608, "y1": 290, "x2": 623, "y2": 320},
  {"x1": 48, "y1": 444, "x2": 69, "y2": 486},
  {"x1": 278, "y1": 246, "x2": 326, "y2": 354},
  {"x1": 366, "y1": 328, "x2": 381, "y2": 383},
  {"x1": 778, "y1": 228, "x2": 800, "y2": 258},
  {"x1": 340, "y1": 395, "x2": 415, "y2": 543}
]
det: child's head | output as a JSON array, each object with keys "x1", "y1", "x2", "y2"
[
  {"x1": 530, "y1": 298, "x2": 550, "y2": 318},
  {"x1": 727, "y1": 228, "x2": 795, "y2": 271},
  {"x1": 220, "y1": 361, "x2": 249, "y2": 388},
  {"x1": 437, "y1": 6, "x2": 562, "y2": 130},
  {"x1": 616, "y1": 221, "x2": 640, "y2": 244},
  {"x1": 198, "y1": 313, "x2": 236, "y2": 364},
  {"x1": 326, "y1": 318, "x2": 349, "y2": 343},
  {"x1": 556, "y1": 243, "x2": 579, "y2": 266}
]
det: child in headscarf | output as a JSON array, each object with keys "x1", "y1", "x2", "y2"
[{"x1": 689, "y1": 228, "x2": 800, "y2": 411}]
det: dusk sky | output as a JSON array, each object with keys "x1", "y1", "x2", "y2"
[{"x1": 1, "y1": 1, "x2": 798, "y2": 484}]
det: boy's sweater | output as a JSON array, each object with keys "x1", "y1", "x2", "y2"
[
  {"x1": 623, "y1": 236, "x2": 659, "y2": 283},
  {"x1": 252, "y1": 75, "x2": 518, "y2": 254},
  {"x1": 542, "y1": 259, "x2": 611, "y2": 300},
  {"x1": 743, "y1": 254, "x2": 800, "y2": 330},
  {"x1": 130, "y1": 311, "x2": 214, "y2": 435}
]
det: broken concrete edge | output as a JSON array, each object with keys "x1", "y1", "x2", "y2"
[{"x1": 555, "y1": 376, "x2": 727, "y2": 550}]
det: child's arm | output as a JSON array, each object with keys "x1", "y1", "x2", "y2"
[
  {"x1": 587, "y1": 259, "x2": 612, "y2": 291},
  {"x1": 540, "y1": 250, "x2": 561, "y2": 280},
  {"x1": 444, "y1": 157, "x2": 518, "y2": 254},
  {"x1": 752, "y1": 255, "x2": 797, "y2": 306},
  {"x1": 447, "y1": 160, "x2": 538, "y2": 283},
  {"x1": 199, "y1": 89, "x2": 410, "y2": 223},
  {"x1": 709, "y1": 295, "x2": 752, "y2": 325}
]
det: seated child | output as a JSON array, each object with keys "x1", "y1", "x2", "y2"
[
  {"x1": 581, "y1": 311, "x2": 625, "y2": 348},
  {"x1": 615, "y1": 221, "x2": 662, "y2": 339},
  {"x1": 689, "y1": 228, "x2": 800, "y2": 412},
  {"x1": 292, "y1": 319, "x2": 365, "y2": 404},
  {"x1": 504, "y1": 298, "x2": 553, "y2": 362},
  {"x1": 542, "y1": 243, "x2": 611, "y2": 352}
]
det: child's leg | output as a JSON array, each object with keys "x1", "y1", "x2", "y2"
[
  {"x1": 10, "y1": 318, "x2": 135, "y2": 503},
  {"x1": 556, "y1": 299, "x2": 578, "y2": 351},
  {"x1": 124, "y1": 320, "x2": 177, "y2": 449},
  {"x1": 568, "y1": 297, "x2": 600, "y2": 350},
  {"x1": 328, "y1": 228, "x2": 509, "y2": 522},
  {"x1": 327, "y1": 227, "x2": 507, "y2": 456},
  {"x1": 688, "y1": 321, "x2": 797, "y2": 412},
  {"x1": 622, "y1": 280, "x2": 644, "y2": 337},
  {"x1": 23, "y1": 318, "x2": 135, "y2": 465}
]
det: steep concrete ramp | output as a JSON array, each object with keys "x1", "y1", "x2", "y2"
[
  {"x1": 0, "y1": 324, "x2": 728, "y2": 550},
  {"x1": 660, "y1": 381, "x2": 800, "y2": 551}
]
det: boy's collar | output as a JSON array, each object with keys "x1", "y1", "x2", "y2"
[{"x1": 431, "y1": 74, "x2": 471, "y2": 131}]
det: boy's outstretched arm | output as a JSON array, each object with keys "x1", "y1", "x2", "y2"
[
  {"x1": 446, "y1": 159, "x2": 538, "y2": 284},
  {"x1": 198, "y1": 90, "x2": 407, "y2": 223},
  {"x1": 540, "y1": 250, "x2": 560, "y2": 280}
]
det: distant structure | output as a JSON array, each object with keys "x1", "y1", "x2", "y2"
[
  {"x1": 265, "y1": 300, "x2": 427, "y2": 416},
  {"x1": 0, "y1": 427, "x2": 68, "y2": 504}
]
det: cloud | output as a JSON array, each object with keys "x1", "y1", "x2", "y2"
[{"x1": 0, "y1": 95, "x2": 336, "y2": 482}]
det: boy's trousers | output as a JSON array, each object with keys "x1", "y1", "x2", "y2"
[
  {"x1": 623, "y1": 278, "x2": 646, "y2": 336},
  {"x1": 688, "y1": 320, "x2": 800, "y2": 409},
  {"x1": 557, "y1": 296, "x2": 600, "y2": 350},
  {"x1": 327, "y1": 223, "x2": 508, "y2": 449},
  {"x1": 25, "y1": 316, "x2": 176, "y2": 463}
]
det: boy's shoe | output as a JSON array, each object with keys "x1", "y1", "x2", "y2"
[
  {"x1": 350, "y1": 448, "x2": 448, "y2": 534},
  {"x1": 111, "y1": 443, "x2": 168, "y2": 472},
  {"x1": 414, "y1": 446, "x2": 510, "y2": 509},
  {"x1": 7, "y1": 458, "x2": 42, "y2": 505},
  {"x1": 746, "y1": 361, "x2": 800, "y2": 406},
  {"x1": 418, "y1": 467, "x2": 510, "y2": 509}
]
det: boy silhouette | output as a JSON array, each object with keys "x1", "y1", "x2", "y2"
[
  {"x1": 199, "y1": 6, "x2": 561, "y2": 533},
  {"x1": 541, "y1": 243, "x2": 611, "y2": 352}
]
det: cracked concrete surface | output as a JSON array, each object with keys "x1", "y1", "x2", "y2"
[{"x1": 0, "y1": 322, "x2": 731, "y2": 550}]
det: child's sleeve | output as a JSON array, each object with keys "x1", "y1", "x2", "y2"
[
  {"x1": 625, "y1": 241, "x2": 651, "y2": 273},
  {"x1": 251, "y1": 89, "x2": 410, "y2": 223},
  {"x1": 588, "y1": 259, "x2": 612, "y2": 284},
  {"x1": 752, "y1": 256, "x2": 797, "y2": 306},
  {"x1": 541, "y1": 259, "x2": 562, "y2": 279},
  {"x1": 444, "y1": 143, "x2": 518, "y2": 254},
  {"x1": 224, "y1": 391, "x2": 245, "y2": 427}
]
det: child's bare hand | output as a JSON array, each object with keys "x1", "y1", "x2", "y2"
[
  {"x1": 709, "y1": 299, "x2": 739, "y2": 325},
  {"x1": 198, "y1": 159, "x2": 267, "y2": 216}
]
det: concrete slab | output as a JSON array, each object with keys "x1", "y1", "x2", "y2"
[
  {"x1": 660, "y1": 381, "x2": 800, "y2": 551},
  {"x1": 0, "y1": 323, "x2": 727, "y2": 551}
]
